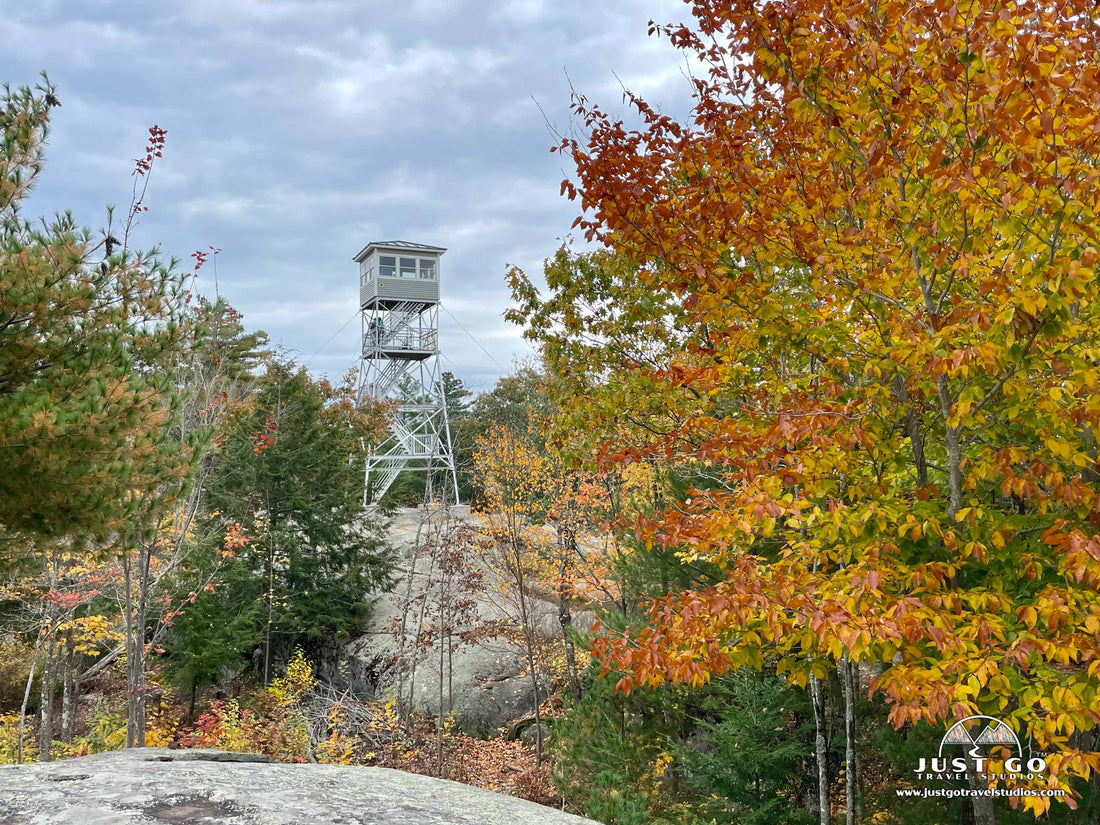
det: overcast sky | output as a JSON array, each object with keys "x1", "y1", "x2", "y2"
[{"x1": 1, "y1": 0, "x2": 697, "y2": 393}]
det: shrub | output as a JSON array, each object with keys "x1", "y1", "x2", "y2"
[
  {"x1": 177, "y1": 699, "x2": 264, "y2": 753},
  {"x1": 0, "y1": 712, "x2": 35, "y2": 763},
  {"x1": 0, "y1": 641, "x2": 36, "y2": 712},
  {"x1": 177, "y1": 650, "x2": 313, "y2": 761}
]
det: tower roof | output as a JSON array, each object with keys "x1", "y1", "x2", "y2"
[{"x1": 353, "y1": 240, "x2": 447, "y2": 262}]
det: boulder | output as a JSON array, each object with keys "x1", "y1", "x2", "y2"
[
  {"x1": 0, "y1": 748, "x2": 599, "y2": 824},
  {"x1": 453, "y1": 671, "x2": 551, "y2": 740},
  {"x1": 340, "y1": 507, "x2": 591, "y2": 738},
  {"x1": 518, "y1": 723, "x2": 552, "y2": 749}
]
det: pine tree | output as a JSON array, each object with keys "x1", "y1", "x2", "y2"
[{"x1": 0, "y1": 76, "x2": 190, "y2": 541}]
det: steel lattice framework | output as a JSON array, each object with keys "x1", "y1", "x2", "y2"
[{"x1": 354, "y1": 241, "x2": 459, "y2": 505}]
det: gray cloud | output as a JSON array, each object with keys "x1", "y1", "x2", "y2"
[{"x1": 2, "y1": 0, "x2": 696, "y2": 392}]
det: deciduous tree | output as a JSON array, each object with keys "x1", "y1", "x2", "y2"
[
  {"x1": 515, "y1": 0, "x2": 1100, "y2": 815},
  {"x1": 473, "y1": 418, "x2": 556, "y2": 763}
]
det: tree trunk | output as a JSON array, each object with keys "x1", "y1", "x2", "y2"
[
  {"x1": 810, "y1": 672, "x2": 830, "y2": 825},
  {"x1": 890, "y1": 372, "x2": 928, "y2": 488},
  {"x1": 126, "y1": 619, "x2": 146, "y2": 748},
  {"x1": 81, "y1": 643, "x2": 121, "y2": 681},
  {"x1": 905, "y1": 406, "x2": 927, "y2": 488},
  {"x1": 513, "y1": 538, "x2": 542, "y2": 766},
  {"x1": 447, "y1": 629, "x2": 454, "y2": 714},
  {"x1": 264, "y1": 527, "x2": 275, "y2": 687},
  {"x1": 37, "y1": 637, "x2": 58, "y2": 761},
  {"x1": 828, "y1": 666, "x2": 843, "y2": 797},
  {"x1": 968, "y1": 757, "x2": 997, "y2": 825},
  {"x1": 125, "y1": 541, "x2": 150, "y2": 749},
  {"x1": 559, "y1": 592, "x2": 582, "y2": 701},
  {"x1": 393, "y1": 518, "x2": 424, "y2": 727},
  {"x1": 936, "y1": 375, "x2": 963, "y2": 519},
  {"x1": 440, "y1": 543, "x2": 452, "y2": 717},
  {"x1": 1086, "y1": 729, "x2": 1100, "y2": 825},
  {"x1": 18, "y1": 627, "x2": 45, "y2": 764},
  {"x1": 840, "y1": 655, "x2": 861, "y2": 825},
  {"x1": 558, "y1": 530, "x2": 582, "y2": 701},
  {"x1": 437, "y1": 525, "x2": 449, "y2": 778},
  {"x1": 404, "y1": 518, "x2": 440, "y2": 728},
  {"x1": 60, "y1": 626, "x2": 79, "y2": 744},
  {"x1": 438, "y1": 596, "x2": 446, "y2": 778}
]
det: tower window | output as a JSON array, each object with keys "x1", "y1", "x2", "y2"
[
  {"x1": 399, "y1": 257, "x2": 417, "y2": 278},
  {"x1": 379, "y1": 256, "x2": 396, "y2": 278},
  {"x1": 419, "y1": 259, "x2": 436, "y2": 279}
]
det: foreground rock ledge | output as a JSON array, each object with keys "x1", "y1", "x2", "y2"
[{"x1": 0, "y1": 748, "x2": 599, "y2": 825}]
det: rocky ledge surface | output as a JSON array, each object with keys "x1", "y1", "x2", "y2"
[{"x1": 0, "y1": 748, "x2": 599, "y2": 825}]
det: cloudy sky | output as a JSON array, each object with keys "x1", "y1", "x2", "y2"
[{"x1": 2, "y1": 0, "x2": 698, "y2": 393}]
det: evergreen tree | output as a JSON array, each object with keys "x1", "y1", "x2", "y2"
[
  {"x1": 0, "y1": 77, "x2": 192, "y2": 541},
  {"x1": 441, "y1": 371, "x2": 477, "y2": 503},
  {"x1": 675, "y1": 672, "x2": 814, "y2": 825},
  {"x1": 200, "y1": 358, "x2": 392, "y2": 681},
  {"x1": 163, "y1": 546, "x2": 261, "y2": 719}
]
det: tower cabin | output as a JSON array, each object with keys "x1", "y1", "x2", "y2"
[{"x1": 355, "y1": 240, "x2": 445, "y2": 365}]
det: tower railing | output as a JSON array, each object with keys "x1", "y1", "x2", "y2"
[{"x1": 362, "y1": 327, "x2": 437, "y2": 357}]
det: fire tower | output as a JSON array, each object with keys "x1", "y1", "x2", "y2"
[{"x1": 355, "y1": 240, "x2": 459, "y2": 505}]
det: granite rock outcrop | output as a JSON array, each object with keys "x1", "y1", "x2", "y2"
[{"x1": 0, "y1": 748, "x2": 599, "y2": 825}]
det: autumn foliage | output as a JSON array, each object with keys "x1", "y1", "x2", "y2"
[{"x1": 508, "y1": 0, "x2": 1100, "y2": 814}]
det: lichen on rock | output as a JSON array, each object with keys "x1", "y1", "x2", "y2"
[{"x1": 0, "y1": 748, "x2": 599, "y2": 824}]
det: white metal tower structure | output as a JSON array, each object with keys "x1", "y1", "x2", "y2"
[{"x1": 355, "y1": 240, "x2": 460, "y2": 506}]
